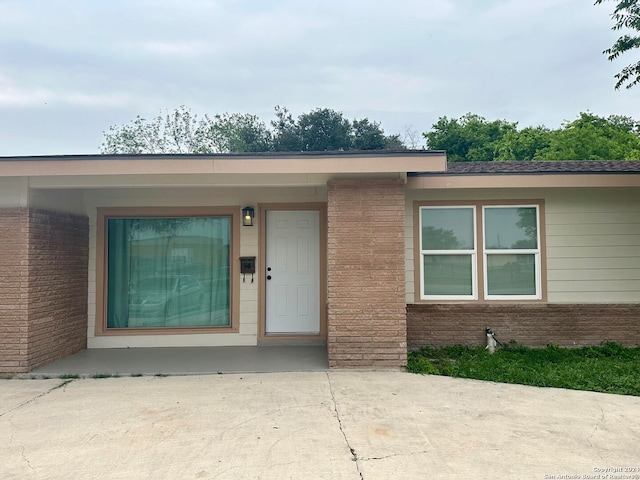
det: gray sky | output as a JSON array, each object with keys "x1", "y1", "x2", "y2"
[{"x1": 1, "y1": 0, "x2": 639, "y2": 156}]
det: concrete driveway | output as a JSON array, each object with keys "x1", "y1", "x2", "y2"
[{"x1": 1, "y1": 372, "x2": 639, "y2": 479}]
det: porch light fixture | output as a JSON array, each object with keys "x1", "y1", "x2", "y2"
[{"x1": 242, "y1": 206, "x2": 255, "y2": 226}]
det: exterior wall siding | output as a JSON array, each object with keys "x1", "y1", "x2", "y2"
[
  {"x1": 0, "y1": 208, "x2": 89, "y2": 374},
  {"x1": 327, "y1": 179, "x2": 407, "y2": 368},
  {"x1": 544, "y1": 188, "x2": 640, "y2": 303},
  {"x1": 406, "y1": 187, "x2": 640, "y2": 304},
  {"x1": 407, "y1": 303, "x2": 640, "y2": 348}
]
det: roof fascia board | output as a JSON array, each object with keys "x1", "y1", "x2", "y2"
[
  {"x1": 407, "y1": 174, "x2": 640, "y2": 189},
  {"x1": 26, "y1": 172, "x2": 407, "y2": 189},
  {"x1": 0, "y1": 153, "x2": 446, "y2": 178}
]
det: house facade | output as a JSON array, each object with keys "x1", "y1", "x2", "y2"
[{"x1": 0, "y1": 152, "x2": 639, "y2": 374}]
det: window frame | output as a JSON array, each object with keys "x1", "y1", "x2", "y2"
[
  {"x1": 414, "y1": 200, "x2": 546, "y2": 302},
  {"x1": 419, "y1": 205, "x2": 478, "y2": 300},
  {"x1": 482, "y1": 205, "x2": 542, "y2": 301},
  {"x1": 95, "y1": 206, "x2": 241, "y2": 336}
]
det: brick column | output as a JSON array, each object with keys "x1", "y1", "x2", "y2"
[
  {"x1": 0, "y1": 208, "x2": 30, "y2": 374},
  {"x1": 327, "y1": 179, "x2": 407, "y2": 368},
  {"x1": 0, "y1": 208, "x2": 88, "y2": 374}
]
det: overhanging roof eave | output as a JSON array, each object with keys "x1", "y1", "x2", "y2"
[{"x1": 0, "y1": 151, "x2": 447, "y2": 178}]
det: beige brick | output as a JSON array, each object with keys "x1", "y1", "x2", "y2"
[
  {"x1": 0, "y1": 208, "x2": 89, "y2": 373},
  {"x1": 327, "y1": 179, "x2": 407, "y2": 368}
]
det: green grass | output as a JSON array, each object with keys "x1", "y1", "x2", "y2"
[
  {"x1": 407, "y1": 342, "x2": 640, "y2": 396},
  {"x1": 90, "y1": 373, "x2": 121, "y2": 379}
]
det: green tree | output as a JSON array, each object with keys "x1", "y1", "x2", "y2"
[
  {"x1": 295, "y1": 108, "x2": 353, "y2": 151},
  {"x1": 352, "y1": 118, "x2": 388, "y2": 150},
  {"x1": 283, "y1": 108, "x2": 404, "y2": 151},
  {"x1": 101, "y1": 106, "x2": 271, "y2": 154},
  {"x1": 203, "y1": 113, "x2": 272, "y2": 153},
  {"x1": 270, "y1": 105, "x2": 302, "y2": 151},
  {"x1": 536, "y1": 112, "x2": 640, "y2": 160},
  {"x1": 595, "y1": 0, "x2": 640, "y2": 89},
  {"x1": 423, "y1": 113, "x2": 518, "y2": 162},
  {"x1": 423, "y1": 112, "x2": 640, "y2": 161},
  {"x1": 494, "y1": 126, "x2": 552, "y2": 161},
  {"x1": 102, "y1": 106, "x2": 404, "y2": 154},
  {"x1": 101, "y1": 106, "x2": 208, "y2": 154}
]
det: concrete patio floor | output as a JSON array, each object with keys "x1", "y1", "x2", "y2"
[{"x1": 25, "y1": 345, "x2": 329, "y2": 378}]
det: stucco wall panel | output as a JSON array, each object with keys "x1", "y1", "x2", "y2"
[
  {"x1": 29, "y1": 190, "x2": 86, "y2": 215},
  {"x1": 85, "y1": 186, "x2": 325, "y2": 348},
  {"x1": 0, "y1": 178, "x2": 28, "y2": 207}
]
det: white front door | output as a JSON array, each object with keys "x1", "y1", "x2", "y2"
[{"x1": 266, "y1": 210, "x2": 320, "y2": 334}]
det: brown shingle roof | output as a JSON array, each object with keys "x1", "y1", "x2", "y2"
[{"x1": 410, "y1": 160, "x2": 640, "y2": 176}]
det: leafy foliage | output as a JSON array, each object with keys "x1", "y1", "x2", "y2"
[
  {"x1": 423, "y1": 112, "x2": 640, "y2": 161},
  {"x1": 101, "y1": 106, "x2": 404, "y2": 154},
  {"x1": 537, "y1": 112, "x2": 640, "y2": 159},
  {"x1": 493, "y1": 126, "x2": 552, "y2": 161},
  {"x1": 408, "y1": 342, "x2": 640, "y2": 396},
  {"x1": 423, "y1": 113, "x2": 518, "y2": 162},
  {"x1": 269, "y1": 107, "x2": 404, "y2": 151},
  {"x1": 595, "y1": 0, "x2": 640, "y2": 89}
]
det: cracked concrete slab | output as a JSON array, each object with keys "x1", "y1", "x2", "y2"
[
  {"x1": 328, "y1": 372, "x2": 640, "y2": 479},
  {"x1": 1, "y1": 373, "x2": 356, "y2": 480},
  {"x1": 0, "y1": 379, "x2": 68, "y2": 417},
  {"x1": 1, "y1": 372, "x2": 639, "y2": 479}
]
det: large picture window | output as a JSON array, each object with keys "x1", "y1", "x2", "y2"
[
  {"x1": 418, "y1": 202, "x2": 543, "y2": 301},
  {"x1": 97, "y1": 209, "x2": 238, "y2": 332}
]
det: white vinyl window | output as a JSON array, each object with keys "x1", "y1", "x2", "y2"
[
  {"x1": 482, "y1": 206, "x2": 541, "y2": 300},
  {"x1": 419, "y1": 203, "x2": 542, "y2": 301},
  {"x1": 420, "y1": 206, "x2": 477, "y2": 300}
]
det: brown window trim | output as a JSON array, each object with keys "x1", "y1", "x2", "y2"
[
  {"x1": 413, "y1": 199, "x2": 547, "y2": 303},
  {"x1": 95, "y1": 206, "x2": 241, "y2": 336}
]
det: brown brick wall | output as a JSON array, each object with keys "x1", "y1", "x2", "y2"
[
  {"x1": 27, "y1": 209, "x2": 89, "y2": 370},
  {"x1": 327, "y1": 179, "x2": 407, "y2": 368},
  {"x1": 407, "y1": 303, "x2": 640, "y2": 348},
  {"x1": 0, "y1": 208, "x2": 89, "y2": 374},
  {"x1": 0, "y1": 208, "x2": 29, "y2": 373}
]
